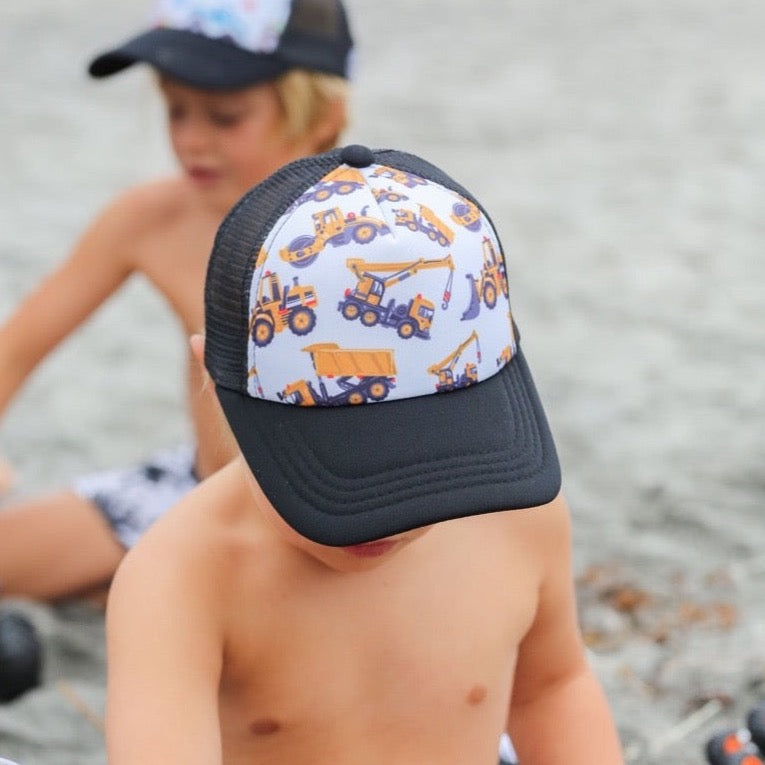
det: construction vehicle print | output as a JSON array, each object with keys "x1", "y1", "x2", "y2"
[
  {"x1": 461, "y1": 237, "x2": 509, "y2": 320},
  {"x1": 280, "y1": 343, "x2": 397, "y2": 406},
  {"x1": 303, "y1": 178, "x2": 364, "y2": 203},
  {"x1": 393, "y1": 204, "x2": 454, "y2": 247},
  {"x1": 427, "y1": 330, "x2": 482, "y2": 392},
  {"x1": 450, "y1": 197, "x2": 482, "y2": 232},
  {"x1": 290, "y1": 168, "x2": 366, "y2": 209},
  {"x1": 372, "y1": 186, "x2": 409, "y2": 204},
  {"x1": 248, "y1": 365, "x2": 264, "y2": 397},
  {"x1": 371, "y1": 165, "x2": 427, "y2": 188},
  {"x1": 496, "y1": 344, "x2": 515, "y2": 367},
  {"x1": 279, "y1": 206, "x2": 390, "y2": 268},
  {"x1": 338, "y1": 255, "x2": 455, "y2": 340},
  {"x1": 249, "y1": 271, "x2": 318, "y2": 347}
]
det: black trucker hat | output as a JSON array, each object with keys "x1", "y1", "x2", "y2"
[
  {"x1": 204, "y1": 144, "x2": 561, "y2": 546},
  {"x1": 88, "y1": 0, "x2": 354, "y2": 90}
]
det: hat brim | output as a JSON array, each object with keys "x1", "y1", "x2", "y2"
[
  {"x1": 216, "y1": 346, "x2": 561, "y2": 547},
  {"x1": 88, "y1": 28, "x2": 290, "y2": 90}
]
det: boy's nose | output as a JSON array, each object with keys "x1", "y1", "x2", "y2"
[{"x1": 172, "y1": 118, "x2": 212, "y2": 156}]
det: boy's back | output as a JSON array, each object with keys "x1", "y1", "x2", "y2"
[{"x1": 108, "y1": 458, "x2": 580, "y2": 765}]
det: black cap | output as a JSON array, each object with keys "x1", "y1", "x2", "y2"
[
  {"x1": 88, "y1": 0, "x2": 354, "y2": 90},
  {"x1": 204, "y1": 146, "x2": 561, "y2": 546}
]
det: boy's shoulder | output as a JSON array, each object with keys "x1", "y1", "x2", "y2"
[
  {"x1": 117, "y1": 459, "x2": 272, "y2": 592},
  {"x1": 102, "y1": 175, "x2": 197, "y2": 229},
  {"x1": 87, "y1": 174, "x2": 217, "y2": 279}
]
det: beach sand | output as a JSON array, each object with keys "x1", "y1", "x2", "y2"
[{"x1": 1, "y1": 1, "x2": 764, "y2": 762}]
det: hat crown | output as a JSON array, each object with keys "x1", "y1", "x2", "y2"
[
  {"x1": 208, "y1": 147, "x2": 517, "y2": 409},
  {"x1": 150, "y1": 0, "x2": 293, "y2": 53}
]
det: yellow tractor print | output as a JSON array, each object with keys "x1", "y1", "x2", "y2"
[
  {"x1": 249, "y1": 271, "x2": 318, "y2": 347},
  {"x1": 461, "y1": 237, "x2": 509, "y2": 320},
  {"x1": 279, "y1": 206, "x2": 390, "y2": 268}
]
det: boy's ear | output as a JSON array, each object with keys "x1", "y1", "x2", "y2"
[{"x1": 312, "y1": 97, "x2": 347, "y2": 153}]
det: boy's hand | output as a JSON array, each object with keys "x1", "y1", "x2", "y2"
[{"x1": 0, "y1": 458, "x2": 15, "y2": 496}]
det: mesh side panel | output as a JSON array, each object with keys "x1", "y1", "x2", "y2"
[
  {"x1": 290, "y1": 0, "x2": 343, "y2": 39},
  {"x1": 204, "y1": 150, "x2": 345, "y2": 392},
  {"x1": 278, "y1": 0, "x2": 353, "y2": 76}
]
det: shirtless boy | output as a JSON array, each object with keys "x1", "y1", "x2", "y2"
[
  {"x1": 106, "y1": 145, "x2": 624, "y2": 763},
  {"x1": 0, "y1": 0, "x2": 353, "y2": 601}
]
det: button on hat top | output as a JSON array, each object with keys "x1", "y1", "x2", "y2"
[{"x1": 339, "y1": 144, "x2": 375, "y2": 168}]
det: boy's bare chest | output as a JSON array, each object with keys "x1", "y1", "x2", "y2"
[
  {"x1": 137, "y1": 215, "x2": 219, "y2": 332},
  {"x1": 218, "y1": 533, "x2": 538, "y2": 762}
]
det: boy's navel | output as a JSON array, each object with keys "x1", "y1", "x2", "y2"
[
  {"x1": 250, "y1": 718, "x2": 281, "y2": 735},
  {"x1": 466, "y1": 684, "x2": 487, "y2": 706}
]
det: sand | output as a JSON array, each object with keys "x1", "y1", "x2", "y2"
[{"x1": 1, "y1": 1, "x2": 764, "y2": 762}]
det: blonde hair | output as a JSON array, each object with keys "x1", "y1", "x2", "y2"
[{"x1": 273, "y1": 69, "x2": 349, "y2": 152}]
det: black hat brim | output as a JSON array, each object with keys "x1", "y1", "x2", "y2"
[
  {"x1": 88, "y1": 28, "x2": 290, "y2": 90},
  {"x1": 216, "y1": 346, "x2": 561, "y2": 547}
]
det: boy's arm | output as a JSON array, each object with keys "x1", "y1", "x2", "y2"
[
  {"x1": 0, "y1": 189, "x2": 145, "y2": 422},
  {"x1": 105, "y1": 521, "x2": 224, "y2": 765},
  {"x1": 507, "y1": 494, "x2": 624, "y2": 764},
  {"x1": 0, "y1": 459, "x2": 14, "y2": 494}
]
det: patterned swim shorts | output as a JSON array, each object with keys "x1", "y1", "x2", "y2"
[{"x1": 73, "y1": 444, "x2": 199, "y2": 549}]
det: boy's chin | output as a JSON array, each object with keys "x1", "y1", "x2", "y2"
[{"x1": 303, "y1": 528, "x2": 433, "y2": 573}]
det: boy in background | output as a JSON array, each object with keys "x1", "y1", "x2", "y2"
[
  {"x1": 106, "y1": 144, "x2": 624, "y2": 763},
  {"x1": 0, "y1": 0, "x2": 353, "y2": 602}
]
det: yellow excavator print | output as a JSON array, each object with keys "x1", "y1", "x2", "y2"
[
  {"x1": 461, "y1": 237, "x2": 509, "y2": 321},
  {"x1": 280, "y1": 343, "x2": 397, "y2": 406},
  {"x1": 338, "y1": 255, "x2": 455, "y2": 340},
  {"x1": 426, "y1": 330, "x2": 482, "y2": 392},
  {"x1": 249, "y1": 271, "x2": 318, "y2": 347},
  {"x1": 279, "y1": 206, "x2": 390, "y2": 268}
]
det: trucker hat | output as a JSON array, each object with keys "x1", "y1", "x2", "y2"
[
  {"x1": 205, "y1": 144, "x2": 561, "y2": 546},
  {"x1": 88, "y1": 0, "x2": 353, "y2": 89}
]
